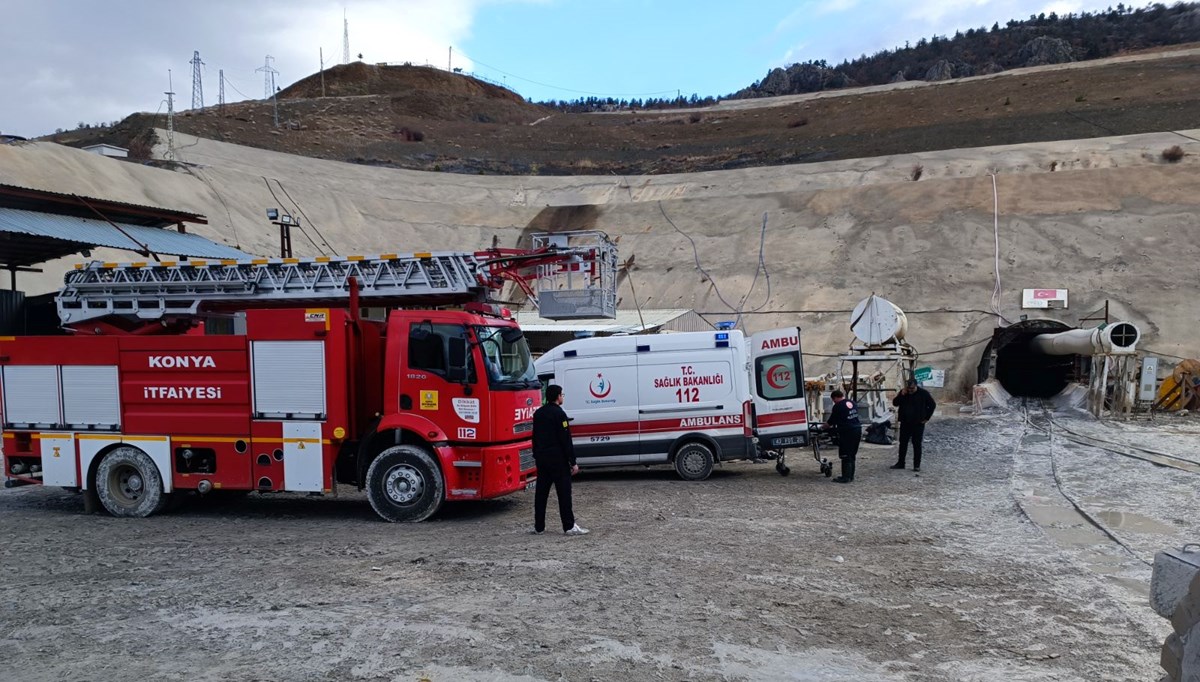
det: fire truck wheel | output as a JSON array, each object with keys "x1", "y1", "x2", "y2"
[
  {"x1": 673, "y1": 442, "x2": 715, "y2": 481},
  {"x1": 95, "y1": 446, "x2": 166, "y2": 518},
  {"x1": 366, "y1": 445, "x2": 445, "y2": 522}
]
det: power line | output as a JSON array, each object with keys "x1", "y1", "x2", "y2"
[
  {"x1": 222, "y1": 74, "x2": 253, "y2": 101},
  {"x1": 657, "y1": 201, "x2": 743, "y2": 317},
  {"x1": 274, "y1": 179, "x2": 339, "y2": 255},
  {"x1": 261, "y1": 177, "x2": 325, "y2": 255}
]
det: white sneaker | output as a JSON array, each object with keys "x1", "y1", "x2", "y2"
[
  {"x1": 565, "y1": 524, "x2": 590, "y2": 536},
  {"x1": 528, "y1": 528, "x2": 544, "y2": 535}
]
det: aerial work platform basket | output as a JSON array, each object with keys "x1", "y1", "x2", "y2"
[{"x1": 529, "y1": 231, "x2": 617, "y2": 320}]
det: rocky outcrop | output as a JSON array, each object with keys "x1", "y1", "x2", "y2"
[
  {"x1": 924, "y1": 60, "x2": 976, "y2": 82},
  {"x1": 1018, "y1": 36, "x2": 1076, "y2": 67},
  {"x1": 746, "y1": 64, "x2": 855, "y2": 97}
]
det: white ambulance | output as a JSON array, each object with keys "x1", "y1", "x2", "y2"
[{"x1": 533, "y1": 327, "x2": 811, "y2": 480}]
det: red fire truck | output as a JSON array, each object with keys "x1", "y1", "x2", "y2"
[{"x1": 0, "y1": 234, "x2": 616, "y2": 522}]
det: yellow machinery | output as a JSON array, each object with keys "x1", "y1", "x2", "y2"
[{"x1": 1154, "y1": 359, "x2": 1200, "y2": 411}]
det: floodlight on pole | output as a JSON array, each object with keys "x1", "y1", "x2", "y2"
[{"x1": 265, "y1": 208, "x2": 298, "y2": 258}]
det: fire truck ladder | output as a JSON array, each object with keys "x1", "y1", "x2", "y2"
[{"x1": 57, "y1": 252, "x2": 491, "y2": 327}]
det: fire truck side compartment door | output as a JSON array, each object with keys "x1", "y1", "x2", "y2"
[
  {"x1": 61, "y1": 365, "x2": 120, "y2": 429},
  {"x1": 282, "y1": 421, "x2": 324, "y2": 492},
  {"x1": 251, "y1": 341, "x2": 326, "y2": 419},
  {"x1": 749, "y1": 327, "x2": 809, "y2": 449},
  {"x1": 39, "y1": 433, "x2": 77, "y2": 487},
  {"x1": 1, "y1": 365, "x2": 61, "y2": 427}
]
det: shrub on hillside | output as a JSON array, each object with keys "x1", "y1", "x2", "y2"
[
  {"x1": 393, "y1": 127, "x2": 425, "y2": 142},
  {"x1": 1162, "y1": 145, "x2": 1185, "y2": 162}
]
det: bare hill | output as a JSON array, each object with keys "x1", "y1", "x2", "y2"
[{"x1": 41, "y1": 49, "x2": 1200, "y2": 176}]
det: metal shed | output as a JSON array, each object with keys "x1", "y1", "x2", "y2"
[
  {"x1": 0, "y1": 182, "x2": 246, "y2": 289},
  {"x1": 515, "y1": 308, "x2": 712, "y2": 355}
]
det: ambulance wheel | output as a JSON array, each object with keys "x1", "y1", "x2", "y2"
[
  {"x1": 95, "y1": 446, "x2": 166, "y2": 518},
  {"x1": 366, "y1": 445, "x2": 444, "y2": 522},
  {"x1": 674, "y1": 442, "x2": 715, "y2": 481}
]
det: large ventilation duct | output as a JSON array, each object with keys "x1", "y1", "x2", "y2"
[
  {"x1": 1030, "y1": 322, "x2": 1141, "y2": 356},
  {"x1": 983, "y1": 321, "x2": 1141, "y2": 399}
]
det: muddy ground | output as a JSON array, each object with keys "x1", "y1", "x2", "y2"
[{"x1": 1, "y1": 411, "x2": 1197, "y2": 681}]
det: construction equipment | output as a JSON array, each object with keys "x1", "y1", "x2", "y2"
[
  {"x1": 836, "y1": 295, "x2": 918, "y2": 423},
  {"x1": 1154, "y1": 359, "x2": 1200, "y2": 412},
  {"x1": 1, "y1": 232, "x2": 617, "y2": 522}
]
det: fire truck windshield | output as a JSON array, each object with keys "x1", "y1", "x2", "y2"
[{"x1": 475, "y1": 325, "x2": 537, "y2": 389}]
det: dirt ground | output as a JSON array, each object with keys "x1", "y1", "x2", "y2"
[{"x1": 1, "y1": 410, "x2": 1196, "y2": 681}]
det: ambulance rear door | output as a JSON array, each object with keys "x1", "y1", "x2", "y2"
[{"x1": 749, "y1": 327, "x2": 809, "y2": 449}]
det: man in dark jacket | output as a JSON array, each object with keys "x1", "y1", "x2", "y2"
[
  {"x1": 531, "y1": 384, "x2": 589, "y2": 535},
  {"x1": 826, "y1": 390, "x2": 862, "y2": 483},
  {"x1": 890, "y1": 378, "x2": 937, "y2": 472}
]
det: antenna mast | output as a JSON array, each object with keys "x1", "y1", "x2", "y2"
[
  {"x1": 342, "y1": 10, "x2": 350, "y2": 64},
  {"x1": 189, "y1": 50, "x2": 205, "y2": 109},
  {"x1": 165, "y1": 70, "x2": 176, "y2": 162},
  {"x1": 218, "y1": 69, "x2": 226, "y2": 111}
]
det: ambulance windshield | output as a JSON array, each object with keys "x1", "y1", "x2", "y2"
[{"x1": 475, "y1": 325, "x2": 538, "y2": 389}]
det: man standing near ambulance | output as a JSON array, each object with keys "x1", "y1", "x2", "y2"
[
  {"x1": 531, "y1": 384, "x2": 589, "y2": 536},
  {"x1": 890, "y1": 378, "x2": 936, "y2": 472},
  {"x1": 826, "y1": 390, "x2": 862, "y2": 483}
]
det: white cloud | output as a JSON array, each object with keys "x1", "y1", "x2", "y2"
[{"x1": 0, "y1": 0, "x2": 536, "y2": 137}]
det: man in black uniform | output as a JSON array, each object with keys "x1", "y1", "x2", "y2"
[
  {"x1": 890, "y1": 378, "x2": 937, "y2": 472},
  {"x1": 531, "y1": 384, "x2": 589, "y2": 535},
  {"x1": 826, "y1": 390, "x2": 862, "y2": 483}
]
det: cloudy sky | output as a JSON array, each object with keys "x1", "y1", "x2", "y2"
[{"x1": 2, "y1": 0, "x2": 1121, "y2": 138}]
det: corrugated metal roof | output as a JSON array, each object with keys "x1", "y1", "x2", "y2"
[
  {"x1": 516, "y1": 308, "x2": 701, "y2": 333},
  {"x1": 0, "y1": 207, "x2": 248, "y2": 260},
  {"x1": 0, "y1": 183, "x2": 207, "y2": 226}
]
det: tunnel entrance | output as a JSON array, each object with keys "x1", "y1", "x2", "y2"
[{"x1": 979, "y1": 320, "x2": 1086, "y2": 398}]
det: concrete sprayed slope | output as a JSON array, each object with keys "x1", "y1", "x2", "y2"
[{"x1": 2, "y1": 131, "x2": 1199, "y2": 392}]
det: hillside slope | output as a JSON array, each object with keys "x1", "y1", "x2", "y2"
[
  {"x1": 4, "y1": 119, "x2": 1199, "y2": 394},
  {"x1": 41, "y1": 49, "x2": 1200, "y2": 176}
]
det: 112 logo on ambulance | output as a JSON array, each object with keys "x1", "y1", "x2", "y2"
[{"x1": 766, "y1": 364, "x2": 793, "y2": 391}]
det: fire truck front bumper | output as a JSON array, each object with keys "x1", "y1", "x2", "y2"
[{"x1": 441, "y1": 441, "x2": 536, "y2": 501}]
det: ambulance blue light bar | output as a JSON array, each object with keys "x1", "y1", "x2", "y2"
[{"x1": 715, "y1": 332, "x2": 730, "y2": 348}]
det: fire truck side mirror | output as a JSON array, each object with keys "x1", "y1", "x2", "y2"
[{"x1": 447, "y1": 337, "x2": 469, "y2": 383}]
